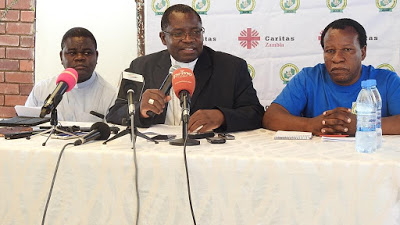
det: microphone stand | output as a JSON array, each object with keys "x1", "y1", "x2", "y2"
[
  {"x1": 29, "y1": 109, "x2": 80, "y2": 146},
  {"x1": 169, "y1": 92, "x2": 200, "y2": 146},
  {"x1": 103, "y1": 90, "x2": 157, "y2": 145}
]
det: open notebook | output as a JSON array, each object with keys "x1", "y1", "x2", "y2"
[{"x1": 274, "y1": 130, "x2": 313, "y2": 140}]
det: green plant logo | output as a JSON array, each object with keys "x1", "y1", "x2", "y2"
[
  {"x1": 376, "y1": 0, "x2": 397, "y2": 11},
  {"x1": 236, "y1": 0, "x2": 256, "y2": 14},
  {"x1": 152, "y1": 0, "x2": 169, "y2": 15},
  {"x1": 327, "y1": 0, "x2": 347, "y2": 12},
  {"x1": 280, "y1": 0, "x2": 300, "y2": 13},
  {"x1": 280, "y1": 63, "x2": 299, "y2": 84},
  {"x1": 192, "y1": 0, "x2": 210, "y2": 15}
]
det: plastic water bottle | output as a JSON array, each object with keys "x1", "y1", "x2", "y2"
[
  {"x1": 369, "y1": 79, "x2": 382, "y2": 148},
  {"x1": 355, "y1": 80, "x2": 377, "y2": 153}
]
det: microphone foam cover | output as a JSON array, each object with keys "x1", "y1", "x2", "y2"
[
  {"x1": 91, "y1": 122, "x2": 111, "y2": 140},
  {"x1": 171, "y1": 68, "x2": 196, "y2": 97},
  {"x1": 56, "y1": 68, "x2": 78, "y2": 92}
]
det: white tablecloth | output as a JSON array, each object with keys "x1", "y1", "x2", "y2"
[{"x1": 1, "y1": 125, "x2": 400, "y2": 225}]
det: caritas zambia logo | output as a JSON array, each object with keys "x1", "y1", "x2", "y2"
[{"x1": 238, "y1": 28, "x2": 260, "y2": 49}]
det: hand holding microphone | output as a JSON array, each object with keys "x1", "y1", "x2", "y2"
[
  {"x1": 40, "y1": 68, "x2": 78, "y2": 118},
  {"x1": 139, "y1": 90, "x2": 171, "y2": 118},
  {"x1": 140, "y1": 65, "x2": 181, "y2": 118}
]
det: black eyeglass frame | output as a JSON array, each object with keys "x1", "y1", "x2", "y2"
[{"x1": 162, "y1": 27, "x2": 205, "y2": 40}]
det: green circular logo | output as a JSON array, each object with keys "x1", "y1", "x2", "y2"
[
  {"x1": 152, "y1": 0, "x2": 170, "y2": 15},
  {"x1": 377, "y1": 63, "x2": 396, "y2": 72},
  {"x1": 247, "y1": 64, "x2": 256, "y2": 79},
  {"x1": 280, "y1": 63, "x2": 299, "y2": 84}
]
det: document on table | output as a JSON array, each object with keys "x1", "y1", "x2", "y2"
[
  {"x1": 274, "y1": 130, "x2": 312, "y2": 140},
  {"x1": 321, "y1": 136, "x2": 355, "y2": 142}
]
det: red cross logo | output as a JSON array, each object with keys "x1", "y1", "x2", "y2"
[{"x1": 238, "y1": 28, "x2": 260, "y2": 49}]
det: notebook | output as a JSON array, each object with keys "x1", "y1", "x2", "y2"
[
  {"x1": 0, "y1": 116, "x2": 50, "y2": 127},
  {"x1": 274, "y1": 130, "x2": 313, "y2": 140}
]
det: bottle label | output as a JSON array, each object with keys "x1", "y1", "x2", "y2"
[
  {"x1": 376, "y1": 111, "x2": 382, "y2": 128},
  {"x1": 357, "y1": 115, "x2": 376, "y2": 132}
]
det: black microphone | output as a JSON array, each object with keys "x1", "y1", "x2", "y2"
[
  {"x1": 40, "y1": 68, "x2": 78, "y2": 118},
  {"x1": 74, "y1": 122, "x2": 111, "y2": 146},
  {"x1": 146, "y1": 65, "x2": 181, "y2": 117},
  {"x1": 127, "y1": 89, "x2": 135, "y2": 116}
]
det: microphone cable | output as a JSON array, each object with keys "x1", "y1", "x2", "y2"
[
  {"x1": 183, "y1": 135, "x2": 197, "y2": 225},
  {"x1": 41, "y1": 142, "x2": 74, "y2": 225},
  {"x1": 130, "y1": 115, "x2": 141, "y2": 225}
]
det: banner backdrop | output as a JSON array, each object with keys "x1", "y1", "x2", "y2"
[{"x1": 145, "y1": 0, "x2": 400, "y2": 107}]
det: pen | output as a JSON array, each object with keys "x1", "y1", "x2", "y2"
[{"x1": 319, "y1": 134, "x2": 349, "y2": 137}]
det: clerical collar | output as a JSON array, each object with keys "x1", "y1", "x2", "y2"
[
  {"x1": 170, "y1": 57, "x2": 198, "y2": 71},
  {"x1": 76, "y1": 71, "x2": 97, "y2": 89}
]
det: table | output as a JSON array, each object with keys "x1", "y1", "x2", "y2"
[{"x1": 1, "y1": 124, "x2": 400, "y2": 225}]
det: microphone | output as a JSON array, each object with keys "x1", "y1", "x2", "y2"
[
  {"x1": 171, "y1": 68, "x2": 196, "y2": 123},
  {"x1": 40, "y1": 68, "x2": 78, "y2": 118},
  {"x1": 146, "y1": 65, "x2": 181, "y2": 117},
  {"x1": 74, "y1": 122, "x2": 111, "y2": 146},
  {"x1": 127, "y1": 89, "x2": 135, "y2": 116},
  {"x1": 169, "y1": 68, "x2": 199, "y2": 146}
]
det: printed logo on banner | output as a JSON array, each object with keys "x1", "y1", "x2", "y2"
[
  {"x1": 238, "y1": 28, "x2": 261, "y2": 49},
  {"x1": 377, "y1": 63, "x2": 396, "y2": 72},
  {"x1": 280, "y1": 0, "x2": 300, "y2": 13},
  {"x1": 247, "y1": 64, "x2": 256, "y2": 79},
  {"x1": 376, "y1": 0, "x2": 397, "y2": 12},
  {"x1": 152, "y1": 0, "x2": 170, "y2": 15},
  {"x1": 236, "y1": 0, "x2": 256, "y2": 14},
  {"x1": 280, "y1": 63, "x2": 299, "y2": 84},
  {"x1": 265, "y1": 35, "x2": 295, "y2": 47},
  {"x1": 193, "y1": 0, "x2": 210, "y2": 15},
  {"x1": 327, "y1": 0, "x2": 347, "y2": 12}
]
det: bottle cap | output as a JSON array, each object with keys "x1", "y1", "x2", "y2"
[
  {"x1": 367, "y1": 79, "x2": 377, "y2": 86},
  {"x1": 361, "y1": 80, "x2": 375, "y2": 88},
  {"x1": 361, "y1": 80, "x2": 368, "y2": 88}
]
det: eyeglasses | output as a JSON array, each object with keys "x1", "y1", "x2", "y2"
[{"x1": 162, "y1": 27, "x2": 205, "y2": 40}]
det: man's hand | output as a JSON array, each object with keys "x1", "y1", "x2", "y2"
[
  {"x1": 319, "y1": 107, "x2": 356, "y2": 135},
  {"x1": 140, "y1": 89, "x2": 171, "y2": 118},
  {"x1": 188, "y1": 109, "x2": 225, "y2": 133}
]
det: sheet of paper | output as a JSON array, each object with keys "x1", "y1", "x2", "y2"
[
  {"x1": 14, "y1": 105, "x2": 48, "y2": 117},
  {"x1": 321, "y1": 136, "x2": 355, "y2": 142}
]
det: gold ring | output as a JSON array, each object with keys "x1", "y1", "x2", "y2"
[{"x1": 148, "y1": 98, "x2": 154, "y2": 105}]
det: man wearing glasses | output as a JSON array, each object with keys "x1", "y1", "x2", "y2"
[{"x1": 107, "y1": 4, "x2": 263, "y2": 133}]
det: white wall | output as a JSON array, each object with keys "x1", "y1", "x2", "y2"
[{"x1": 35, "y1": 0, "x2": 138, "y2": 88}]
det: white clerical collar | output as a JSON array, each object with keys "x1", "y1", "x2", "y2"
[
  {"x1": 76, "y1": 71, "x2": 97, "y2": 89},
  {"x1": 170, "y1": 57, "x2": 198, "y2": 71}
]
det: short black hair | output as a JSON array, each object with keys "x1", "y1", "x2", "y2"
[
  {"x1": 61, "y1": 27, "x2": 97, "y2": 50},
  {"x1": 161, "y1": 4, "x2": 202, "y2": 31},
  {"x1": 320, "y1": 18, "x2": 367, "y2": 49}
]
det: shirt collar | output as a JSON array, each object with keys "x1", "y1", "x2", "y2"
[{"x1": 76, "y1": 71, "x2": 97, "y2": 89}]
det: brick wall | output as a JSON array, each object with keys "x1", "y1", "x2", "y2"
[{"x1": 0, "y1": 0, "x2": 35, "y2": 118}]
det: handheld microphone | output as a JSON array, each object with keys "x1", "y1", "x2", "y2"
[
  {"x1": 171, "y1": 68, "x2": 196, "y2": 123},
  {"x1": 40, "y1": 68, "x2": 78, "y2": 118},
  {"x1": 146, "y1": 65, "x2": 181, "y2": 117},
  {"x1": 74, "y1": 122, "x2": 111, "y2": 146}
]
